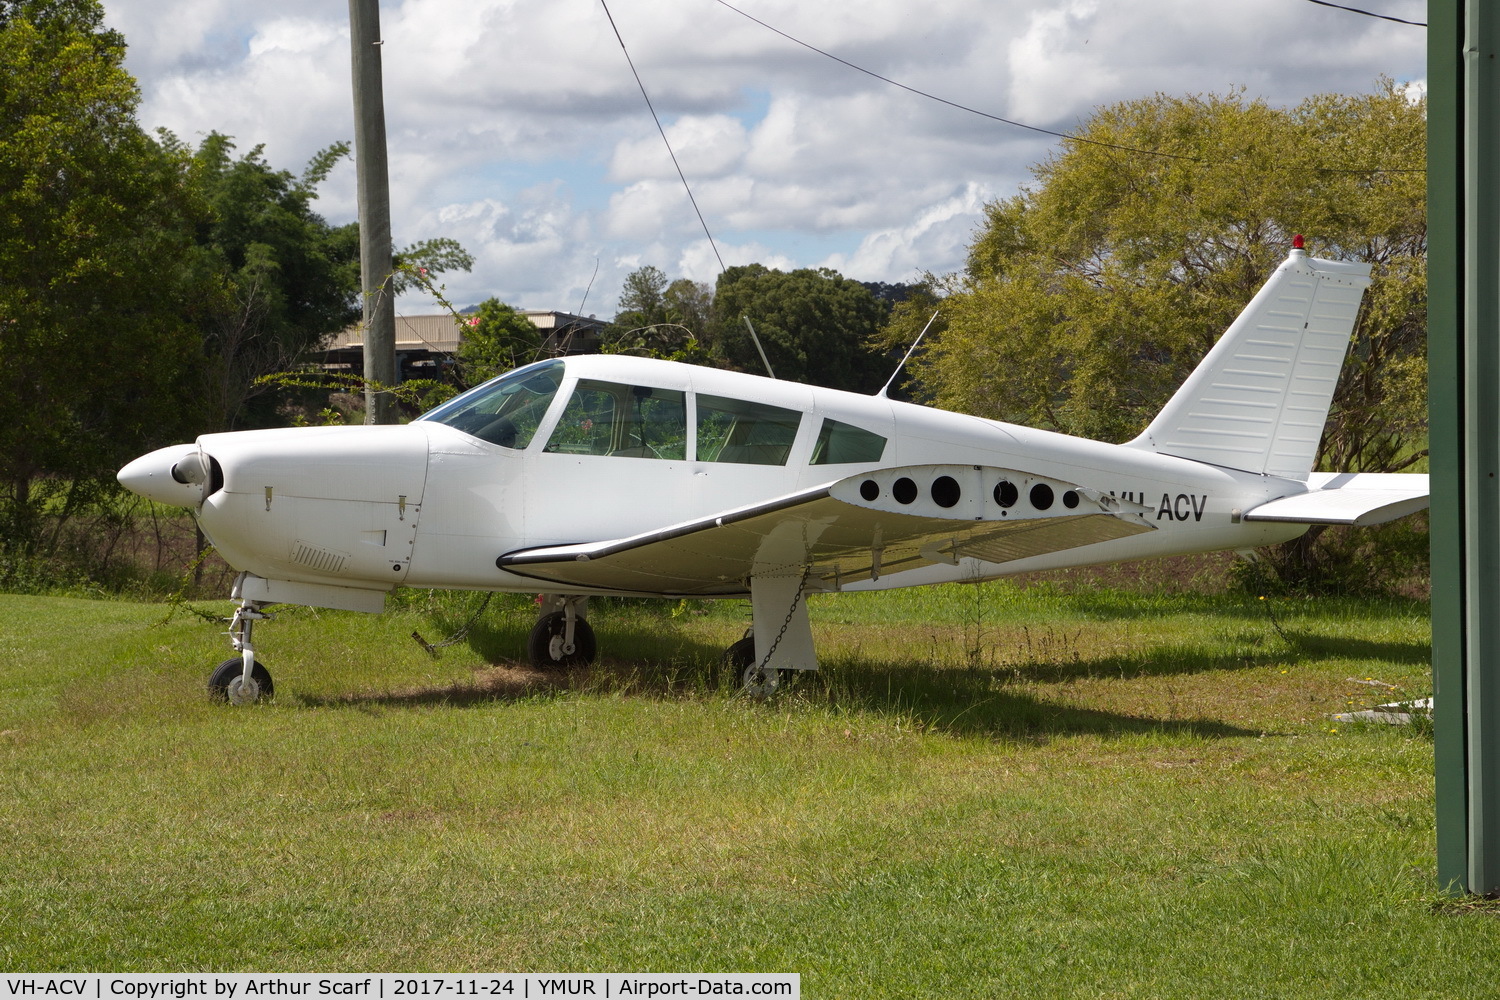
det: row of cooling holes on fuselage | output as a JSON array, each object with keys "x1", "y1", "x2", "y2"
[{"x1": 858, "y1": 474, "x2": 1083, "y2": 516}]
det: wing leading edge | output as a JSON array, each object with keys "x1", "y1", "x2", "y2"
[{"x1": 497, "y1": 465, "x2": 1156, "y2": 597}]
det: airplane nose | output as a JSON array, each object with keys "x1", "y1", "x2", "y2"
[{"x1": 117, "y1": 443, "x2": 210, "y2": 507}]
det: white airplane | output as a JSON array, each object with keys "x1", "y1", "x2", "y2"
[{"x1": 119, "y1": 245, "x2": 1429, "y2": 703}]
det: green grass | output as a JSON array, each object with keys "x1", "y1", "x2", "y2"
[{"x1": 0, "y1": 583, "x2": 1492, "y2": 995}]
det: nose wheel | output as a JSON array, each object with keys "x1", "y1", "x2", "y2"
[
  {"x1": 208, "y1": 657, "x2": 274, "y2": 704},
  {"x1": 209, "y1": 599, "x2": 275, "y2": 704}
]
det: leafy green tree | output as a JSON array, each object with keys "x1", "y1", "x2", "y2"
[
  {"x1": 0, "y1": 0, "x2": 209, "y2": 553},
  {"x1": 710, "y1": 265, "x2": 890, "y2": 392},
  {"x1": 614, "y1": 265, "x2": 669, "y2": 327},
  {"x1": 392, "y1": 238, "x2": 474, "y2": 296},
  {"x1": 917, "y1": 84, "x2": 1426, "y2": 587},
  {"x1": 457, "y1": 299, "x2": 542, "y2": 385},
  {"x1": 0, "y1": 0, "x2": 107, "y2": 32},
  {"x1": 925, "y1": 85, "x2": 1424, "y2": 447},
  {"x1": 180, "y1": 136, "x2": 475, "y2": 427},
  {"x1": 870, "y1": 276, "x2": 945, "y2": 400},
  {"x1": 664, "y1": 277, "x2": 713, "y2": 336},
  {"x1": 603, "y1": 266, "x2": 712, "y2": 361},
  {"x1": 175, "y1": 132, "x2": 363, "y2": 429}
]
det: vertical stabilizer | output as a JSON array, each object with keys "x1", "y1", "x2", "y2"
[{"x1": 1127, "y1": 248, "x2": 1372, "y2": 481}]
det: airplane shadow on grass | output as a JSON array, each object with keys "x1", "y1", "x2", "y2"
[
  {"x1": 1049, "y1": 590, "x2": 1430, "y2": 624},
  {"x1": 1272, "y1": 632, "x2": 1431, "y2": 666},
  {"x1": 295, "y1": 615, "x2": 1274, "y2": 741},
  {"x1": 997, "y1": 631, "x2": 1431, "y2": 686}
]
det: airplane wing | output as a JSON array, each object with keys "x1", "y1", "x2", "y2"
[
  {"x1": 498, "y1": 465, "x2": 1156, "y2": 597},
  {"x1": 1241, "y1": 472, "x2": 1429, "y2": 527}
]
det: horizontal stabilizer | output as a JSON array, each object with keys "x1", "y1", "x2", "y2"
[{"x1": 1242, "y1": 472, "x2": 1429, "y2": 527}]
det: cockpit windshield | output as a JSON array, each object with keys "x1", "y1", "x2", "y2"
[{"x1": 416, "y1": 360, "x2": 565, "y2": 448}]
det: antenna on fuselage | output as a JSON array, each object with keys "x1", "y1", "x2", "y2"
[
  {"x1": 741, "y1": 315, "x2": 777, "y2": 379},
  {"x1": 876, "y1": 309, "x2": 941, "y2": 398}
]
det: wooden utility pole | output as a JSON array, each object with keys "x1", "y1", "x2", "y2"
[{"x1": 349, "y1": 0, "x2": 397, "y2": 424}]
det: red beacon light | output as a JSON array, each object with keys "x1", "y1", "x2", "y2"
[{"x1": 1292, "y1": 234, "x2": 1306, "y2": 250}]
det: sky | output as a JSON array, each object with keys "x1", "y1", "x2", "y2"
[{"x1": 101, "y1": 0, "x2": 1427, "y2": 318}]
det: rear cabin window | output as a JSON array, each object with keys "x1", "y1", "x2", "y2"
[
  {"x1": 697, "y1": 395, "x2": 802, "y2": 465},
  {"x1": 811, "y1": 418, "x2": 888, "y2": 465},
  {"x1": 544, "y1": 380, "x2": 687, "y2": 460}
]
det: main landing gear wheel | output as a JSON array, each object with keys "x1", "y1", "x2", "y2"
[
  {"x1": 724, "y1": 633, "x2": 756, "y2": 671},
  {"x1": 527, "y1": 611, "x2": 596, "y2": 669},
  {"x1": 740, "y1": 662, "x2": 780, "y2": 699},
  {"x1": 725, "y1": 631, "x2": 782, "y2": 697},
  {"x1": 208, "y1": 657, "x2": 274, "y2": 705}
]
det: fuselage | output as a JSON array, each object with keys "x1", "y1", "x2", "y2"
[{"x1": 119, "y1": 354, "x2": 1311, "y2": 604}]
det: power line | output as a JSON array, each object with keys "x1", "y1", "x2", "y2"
[
  {"x1": 598, "y1": 0, "x2": 728, "y2": 273},
  {"x1": 710, "y1": 0, "x2": 1199, "y2": 164},
  {"x1": 711, "y1": 0, "x2": 1422, "y2": 175},
  {"x1": 1302, "y1": 0, "x2": 1426, "y2": 27}
]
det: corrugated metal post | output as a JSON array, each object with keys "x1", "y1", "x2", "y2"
[
  {"x1": 1429, "y1": 0, "x2": 1500, "y2": 895},
  {"x1": 349, "y1": 0, "x2": 398, "y2": 425}
]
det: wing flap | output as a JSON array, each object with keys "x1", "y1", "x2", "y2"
[{"x1": 499, "y1": 465, "x2": 1156, "y2": 596}]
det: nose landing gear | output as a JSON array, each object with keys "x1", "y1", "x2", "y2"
[{"x1": 208, "y1": 600, "x2": 275, "y2": 704}]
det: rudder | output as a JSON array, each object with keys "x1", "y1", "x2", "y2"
[{"x1": 1126, "y1": 247, "x2": 1372, "y2": 481}]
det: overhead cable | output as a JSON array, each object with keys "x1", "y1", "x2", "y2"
[
  {"x1": 711, "y1": 0, "x2": 1422, "y2": 174},
  {"x1": 600, "y1": 0, "x2": 728, "y2": 273},
  {"x1": 1302, "y1": 0, "x2": 1426, "y2": 27},
  {"x1": 710, "y1": 0, "x2": 1198, "y2": 164}
]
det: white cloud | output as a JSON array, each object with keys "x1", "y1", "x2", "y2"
[
  {"x1": 104, "y1": 0, "x2": 1426, "y2": 318},
  {"x1": 604, "y1": 179, "x2": 705, "y2": 241},
  {"x1": 414, "y1": 185, "x2": 601, "y2": 310},
  {"x1": 609, "y1": 114, "x2": 751, "y2": 182},
  {"x1": 1005, "y1": 1, "x2": 1116, "y2": 125},
  {"x1": 134, "y1": 13, "x2": 351, "y2": 173},
  {"x1": 824, "y1": 182, "x2": 994, "y2": 282}
]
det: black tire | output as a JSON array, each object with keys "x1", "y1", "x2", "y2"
[
  {"x1": 724, "y1": 633, "x2": 756, "y2": 670},
  {"x1": 526, "y1": 612, "x2": 596, "y2": 669},
  {"x1": 208, "y1": 657, "x2": 274, "y2": 703},
  {"x1": 725, "y1": 632, "x2": 793, "y2": 696}
]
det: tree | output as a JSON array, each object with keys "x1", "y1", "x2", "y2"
[
  {"x1": 710, "y1": 265, "x2": 890, "y2": 392},
  {"x1": 615, "y1": 264, "x2": 669, "y2": 327},
  {"x1": 0, "y1": 1, "x2": 473, "y2": 582},
  {"x1": 179, "y1": 135, "x2": 476, "y2": 428},
  {"x1": 0, "y1": 0, "x2": 110, "y2": 32},
  {"x1": 0, "y1": 0, "x2": 209, "y2": 553},
  {"x1": 916, "y1": 83, "x2": 1426, "y2": 587},
  {"x1": 861, "y1": 280, "x2": 921, "y2": 306},
  {"x1": 177, "y1": 132, "x2": 364, "y2": 429},
  {"x1": 870, "y1": 276, "x2": 945, "y2": 400},
  {"x1": 664, "y1": 277, "x2": 713, "y2": 340},
  {"x1": 391, "y1": 237, "x2": 474, "y2": 295},
  {"x1": 457, "y1": 299, "x2": 542, "y2": 385},
  {"x1": 603, "y1": 265, "x2": 712, "y2": 360}
]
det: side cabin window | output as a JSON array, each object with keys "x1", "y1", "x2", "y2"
[
  {"x1": 544, "y1": 379, "x2": 687, "y2": 460},
  {"x1": 810, "y1": 418, "x2": 887, "y2": 465},
  {"x1": 697, "y1": 394, "x2": 801, "y2": 465},
  {"x1": 416, "y1": 360, "x2": 563, "y2": 449}
]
